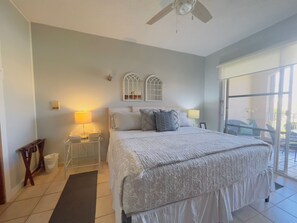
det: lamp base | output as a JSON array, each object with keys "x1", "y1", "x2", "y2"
[{"x1": 80, "y1": 134, "x2": 88, "y2": 140}]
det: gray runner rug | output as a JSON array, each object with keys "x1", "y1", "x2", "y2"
[{"x1": 49, "y1": 171, "x2": 98, "y2": 223}]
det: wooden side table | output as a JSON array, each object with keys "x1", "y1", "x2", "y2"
[{"x1": 18, "y1": 139, "x2": 46, "y2": 186}]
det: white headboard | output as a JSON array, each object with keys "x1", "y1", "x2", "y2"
[
  {"x1": 107, "y1": 106, "x2": 185, "y2": 130},
  {"x1": 107, "y1": 107, "x2": 132, "y2": 130},
  {"x1": 132, "y1": 106, "x2": 183, "y2": 112}
]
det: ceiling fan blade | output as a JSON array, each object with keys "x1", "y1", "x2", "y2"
[
  {"x1": 147, "y1": 3, "x2": 174, "y2": 25},
  {"x1": 191, "y1": 1, "x2": 212, "y2": 23}
]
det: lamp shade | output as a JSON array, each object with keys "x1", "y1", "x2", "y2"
[
  {"x1": 74, "y1": 111, "x2": 92, "y2": 124},
  {"x1": 188, "y1": 110, "x2": 200, "y2": 119}
]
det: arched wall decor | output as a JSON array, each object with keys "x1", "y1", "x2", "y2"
[
  {"x1": 122, "y1": 72, "x2": 143, "y2": 101},
  {"x1": 145, "y1": 75, "x2": 162, "y2": 101}
]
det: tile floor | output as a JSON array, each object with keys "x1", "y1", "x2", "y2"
[
  {"x1": 0, "y1": 164, "x2": 297, "y2": 223},
  {"x1": 0, "y1": 163, "x2": 114, "y2": 223},
  {"x1": 233, "y1": 174, "x2": 297, "y2": 223}
]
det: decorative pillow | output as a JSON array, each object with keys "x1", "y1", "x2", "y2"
[
  {"x1": 112, "y1": 112, "x2": 141, "y2": 130},
  {"x1": 178, "y1": 111, "x2": 192, "y2": 127},
  {"x1": 239, "y1": 124, "x2": 253, "y2": 135},
  {"x1": 140, "y1": 109, "x2": 160, "y2": 131},
  {"x1": 154, "y1": 110, "x2": 179, "y2": 132}
]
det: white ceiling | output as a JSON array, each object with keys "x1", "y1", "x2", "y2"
[{"x1": 12, "y1": 0, "x2": 297, "y2": 56}]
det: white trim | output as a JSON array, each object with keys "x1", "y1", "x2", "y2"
[
  {"x1": 29, "y1": 23, "x2": 38, "y2": 139},
  {"x1": 145, "y1": 74, "x2": 163, "y2": 101},
  {"x1": 122, "y1": 72, "x2": 143, "y2": 101},
  {"x1": 0, "y1": 43, "x2": 13, "y2": 202},
  {"x1": 9, "y1": 0, "x2": 30, "y2": 22}
]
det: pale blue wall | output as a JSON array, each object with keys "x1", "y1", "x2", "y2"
[
  {"x1": 0, "y1": 1, "x2": 36, "y2": 191},
  {"x1": 31, "y1": 23, "x2": 205, "y2": 161}
]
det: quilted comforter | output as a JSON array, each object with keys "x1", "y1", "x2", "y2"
[{"x1": 107, "y1": 127, "x2": 271, "y2": 214}]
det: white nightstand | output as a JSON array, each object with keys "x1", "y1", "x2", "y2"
[{"x1": 64, "y1": 135, "x2": 103, "y2": 176}]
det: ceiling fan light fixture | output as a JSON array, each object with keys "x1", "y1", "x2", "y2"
[{"x1": 176, "y1": 0, "x2": 196, "y2": 15}]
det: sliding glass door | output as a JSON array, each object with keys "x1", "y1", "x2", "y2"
[{"x1": 224, "y1": 64, "x2": 297, "y2": 179}]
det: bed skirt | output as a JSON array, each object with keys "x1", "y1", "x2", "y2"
[{"x1": 116, "y1": 168, "x2": 273, "y2": 223}]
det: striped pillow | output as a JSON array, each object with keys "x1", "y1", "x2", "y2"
[{"x1": 154, "y1": 110, "x2": 179, "y2": 132}]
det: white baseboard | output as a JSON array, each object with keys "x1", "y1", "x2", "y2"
[{"x1": 6, "y1": 180, "x2": 24, "y2": 202}]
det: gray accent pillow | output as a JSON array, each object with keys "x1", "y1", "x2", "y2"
[
  {"x1": 140, "y1": 109, "x2": 160, "y2": 131},
  {"x1": 154, "y1": 110, "x2": 179, "y2": 132},
  {"x1": 113, "y1": 112, "x2": 141, "y2": 130}
]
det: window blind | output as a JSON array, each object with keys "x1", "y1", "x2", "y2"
[{"x1": 218, "y1": 41, "x2": 297, "y2": 79}]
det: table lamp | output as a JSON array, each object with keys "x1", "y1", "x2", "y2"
[
  {"x1": 74, "y1": 111, "x2": 92, "y2": 139},
  {"x1": 188, "y1": 109, "x2": 200, "y2": 126}
]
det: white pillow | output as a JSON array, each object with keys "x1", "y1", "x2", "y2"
[
  {"x1": 112, "y1": 112, "x2": 141, "y2": 130},
  {"x1": 178, "y1": 111, "x2": 192, "y2": 127}
]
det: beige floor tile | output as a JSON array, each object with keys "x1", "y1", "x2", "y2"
[
  {"x1": 95, "y1": 213, "x2": 115, "y2": 223},
  {"x1": 275, "y1": 175, "x2": 297, "y2": 191},
  {"x1": 249, "y1": 200, "x2": 274, "y2": 212},
  {"x1": 98, "y1": 164, "x2": 109, "y2": 174},
  {"x1": 262, "y1": 206, "x2": 297, "y2": 223},
  {"x1": 0, "y1": 197, "x2": 40, "y2": 222},
  {"x1": 275, "y1": 186, "x2": 297, "y2": 198},
  {"x1": 33, "y1": 170, "x2": 59, "y2": 185},
  {"x1": 45, "y1": 181, "x2": 66, "y2": 194},
  {"x1": 276, "y1": 199, "x2": 297, "y2": 218},
  {"x1": 245, "y1": 214, "x2": 272, "y2": 223},
  {"x1": 25, "y1": 210, "x2": 53, "y2": 223},
  {"x1": 3, "y1": 217, "x2": 27, "y2": 223},
  {"x1": 97, "y1": 182, "x2": 111, "y2": 198},
  {"x1": 232, "y1": 216, "x2": 243, "y2": 223},
  {"x1": 269, "y1": 191, "x2": 286, "y2": 204},
  {"x1": 32, "y1": 193, "x2": 61, "y2": 214},
  {"x1": 289, "y1": 193, "x2": 297, "y2": 203},
  {"x1": 101, "y1": 162, "x2": 109, "y2": 170},
  {"x1": 0, "y1": 203, "x2": 10, "y2": 216},
  {"x1": 15, "y1": 184, "x2": 50, "y2": 201},
  {"x1": 96, "y1": 195, "x2": 114, "y2": 218},
  {"x1": 97, "y1": 172, "x2": 110, "y2": 183},
  {"x1": 233, "y1": 206, "x2": 258, "y2": 222},
  {"x1": 52, "y1": 171, "x2": 68, "y2": 183}
]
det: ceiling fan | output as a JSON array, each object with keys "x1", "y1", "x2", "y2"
[{"x1": 147, "y1": 0, "x2": 212, "y2": 25}]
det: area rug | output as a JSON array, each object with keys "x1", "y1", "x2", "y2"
[
  {"x1": 275, "y1": 182, "x2": 284, "y2": 190},
  {"x1": 49, "y1": 171, "x2": 98, "y2": 223}
]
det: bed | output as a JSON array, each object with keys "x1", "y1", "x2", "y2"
[{"x1": 107, "y1": 107, "x2": 273, "y2": 223}]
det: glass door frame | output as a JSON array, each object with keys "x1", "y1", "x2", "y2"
[{"x1": 221, "y1": 65, "x2": 295, "y2": 176}]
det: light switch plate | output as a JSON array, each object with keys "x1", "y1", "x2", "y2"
[{"x1": 51, "y1": 100, "x2": 60, "y2": 110}]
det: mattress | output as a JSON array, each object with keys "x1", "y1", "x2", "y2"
[{"x1": 107, "y1": 127, "x2": 272, "y2": 215}]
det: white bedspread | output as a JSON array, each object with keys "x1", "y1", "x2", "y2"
[{"x1": 108, "y1": 127, "x2": 271, "y2": 216}]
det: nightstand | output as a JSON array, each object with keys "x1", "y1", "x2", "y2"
[{"x1": 64, "y1": 135, "x2": 103, "y2": 176}]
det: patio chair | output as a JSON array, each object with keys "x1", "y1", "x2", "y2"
[
  {"x1": 266, "y1": 124, "x2": 297, "y2": 162},
  {"x1": 227, "y1": 119, "x2": 260, "y2": 137}
]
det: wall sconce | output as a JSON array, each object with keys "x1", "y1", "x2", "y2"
[
  {"x1": 74, "y1": 111, "x2": 92, "y2": 139},
  {"x1": 107, "y1": 74, "x2": 112, "y2": 81}
]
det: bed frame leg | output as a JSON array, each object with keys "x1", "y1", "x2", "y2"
[
  {"x1": 265, "y1": 196, "x2": 270, "y2": 202},
  {"x1": 122, "y1": 210, "x2": 132, "y2": 223}
]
